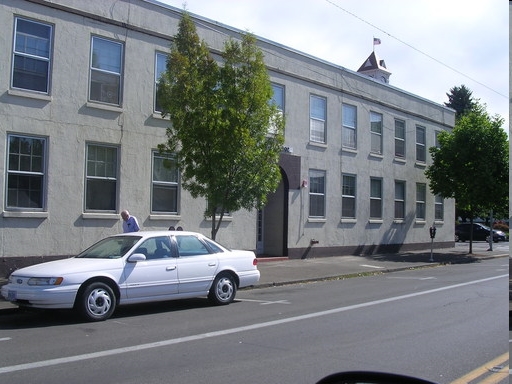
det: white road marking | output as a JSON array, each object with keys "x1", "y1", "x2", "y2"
[
  {"x1": 387, "y1": 276, "x2": 436, "y2": 280},
  {"x1": 360, "y1": 264, "x2": 385, "y2": 269},
  {"x1": 0, "y1": 274, "x2": 506, "y2": 374},
  {"x1": 238, "y1": 299, "x2": 291, "y2": 305},
  {"x1": 0, "y1": 338, "x2": 11, "y2": 342}
]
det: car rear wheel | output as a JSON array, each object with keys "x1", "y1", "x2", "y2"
[
  {"x1": 76, "y1": 282, "x2": 116, "y2": 321},
  {"x1": 208, "y1": 272, "x2": 236, "y2": 305}
]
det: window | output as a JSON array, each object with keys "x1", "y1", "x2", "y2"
[
  {"x1": 370, "y1": 178, "x2": 382, "y2": 219},
  {"x1": 309, "y1": 170, "x2": 326, "y2": 218},
  {"x1": 85, "y1": 144, "x2": 118, "y2": 211},
  {"x1": 152, "y1": 151, "x2": 179, "y2": 213},
  {"x1": 394, "y1": 181, "x2": 405, "y2": 219},
  {"x1": 271, "y1": 83, "x2": 284, "y2": 112},
  {"x1": 342, "y1": 104, "x2": 357, "y2": 149},
  {"x1": 135, "y1": 236, "x2": 173, "y2": 259},
  {"x1": 177, "y1": 235, "x2": 210, "y2": 256},
  {"x1": 394, "y1": 119, "x2": 405, "y2": 158},
  {"x1": 416, "y1": 125, "x2": 426, "y2": 162},
  {"x1": 12, "y1": 17, "x2": 52, "y2": 93},
  {"x1": 89, "y1": 36, "x2": 123, "y2": 105},
  {"x1": 6, "y1": 134, "x2": 46, "y2": 209},
  {"x1": 370, "y1": 112, "x2": 383, "y2": 154},
  {"x1": 154, "y1": 52, "x2": 167, "y2": 112},
  {"x1": 310, "y1": 95, "x2": 326, "y2": 143},
  {"x1": 342, "y1": 174, "x2": 356, "y2": 218},
  {"x1": 416, "y1": 183, "x2": 426, "y2": 220},
  {"x1": 435, "y1": 195, "x2": 444, "y2": 221}
]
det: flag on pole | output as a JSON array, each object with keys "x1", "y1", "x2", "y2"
[{"x1": 373, "y1": 37, "x2": 381, "y2": 45}]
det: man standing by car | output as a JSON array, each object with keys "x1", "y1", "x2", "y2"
[{"x1": 121, "y1": 210, "x2": 140, "y2": 233}]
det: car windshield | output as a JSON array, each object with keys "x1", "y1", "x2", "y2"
[{"x1": 76, "y1": 236, "x2": 142, "y2": 259}]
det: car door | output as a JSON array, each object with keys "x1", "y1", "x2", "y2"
[
  {"x1": 174, "y1": 234, "x2": 219, "y2": 294},
  {"x1": 122, "y1": 236, "x2": 179, "y2": 300}
]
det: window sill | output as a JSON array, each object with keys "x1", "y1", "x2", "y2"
[
  {"x1": 308, "y1": 218, "x2": 326, "y2": 223},
  {"x1": 369, "y1": 153, "x2": 383, "y2": 160},
  {"x1": 86, "y1": 101, "x2": 123, "y2": 113},
  {"x1": 340, "y1": 218, "x2": 356, "y2": 224},
  {"x1": 307, "y1": 141, "x2": 327, "y2": 149},
  {"x1": 415, "y1": 220, "x2": 427, "y2": 225},
  {"x1": 342, "y1": 147, "x2": 357, "y2": 155},
  {"x1": 82, "y1": 212, "x2": 119, "y2": 220},
  {"x1": 394, "y1": 157, "x2": 406, "y2": 164},
  {"x1": 393, "y1": 219, "x2": 405, "y2": 224},
  {"x1": 152, "y1": 112, "x2": 170, "y2": 120},
  {"x1": 415, "y1": 161, "x2": 427, "y2": 168},
  {"x1": 8, "y1": 89, "x2": 52, "y2": 102},
  {"x1": 149, "y1": 214, "x2": 181, "y2": 221},
  {"x1": 3, "y1": 210, "x2": 48, "y2": 219},
  {"x1": 368, "y1": 219, "x2": 383, "y2": 224},
  {"x1": 205, "y1": 216, "x2": 233, "y2": 222}
]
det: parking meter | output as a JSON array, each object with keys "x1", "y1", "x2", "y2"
[{"x1": 429, "y1": 226, "x2": 436, "y2": 239}]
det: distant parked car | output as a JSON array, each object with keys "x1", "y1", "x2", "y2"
[
  {"x1": 455, "y1": 223, "x2": 508, "y2": 242},
  {"x1": 0, "y1": 231, "x2": 260, "y2": 321}
]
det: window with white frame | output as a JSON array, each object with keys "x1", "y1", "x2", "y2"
[
  {"x1": 342, "y1": 104, "x2": 357, "y2": 149},
  {"x1": 89, "y1": 36, "x2": 123, "y2": 105},
  {"x1": 85, "y1": 144, "x2": 118, "y2": 211},
  {"x1": 6, "y1": 134, "x2": 46, "y2": 209},
  {"x1": 342, "y1": 174, "x2": 356, "y2": 218},
  {"x1": 394, "y1": 119, "x2": 405, "y2": 158},
  {"x1": 310, "y1": 95, "x2": 326, "y2": 143},
  {"x1": 394, "y1": 181, "x2": 405, "y2": 219},
  {"x1": 370, "y1": 178, "x2": 382, "y2": 219},
  {"x1": 309, "y1": 170, "x2": 326, "y2": 217},
  {"x1": 435, "y1": 195, "x2": 444, "y2": 221},
  {"x1": 416, "y1": 125, "x2": 426, "y2": 162},
  {"x1": 416, "y1": 183, "x2": 426, "y2": 220},
  {"x1": 154, "y1": 52, "x2": 167, "y2": 113},
  {"x1": 152, "y1": 151, "x2": 179, "y2": 213},
  {"x1": 269, "y1": 83, "x2": 285, "y2": 135},
  {"x1": 370, "y1": 112, "x2": 383, "y2": 154},
  {"x1": 12, "y1": 17, "x2": 52, "y2": 93}
]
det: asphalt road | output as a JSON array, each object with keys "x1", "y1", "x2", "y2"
[{"x1": 0, "y1": 257, "x2": 508, "y2": 384}]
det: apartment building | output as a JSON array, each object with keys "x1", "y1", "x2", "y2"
[{"x1": 0, "y1": 0, "x2": 455, "y2": 275}]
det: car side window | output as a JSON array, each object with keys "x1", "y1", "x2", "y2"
[
  {"x1": 176, "y1": 235, "x2": 210, "y2": 257},
  {"x1": 135, "y1": 236, "x2": 173, "y2": 260}
]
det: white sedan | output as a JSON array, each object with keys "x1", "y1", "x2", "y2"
[{"x1": 1, "y1": 231, "x2": 260, "y2": 321}]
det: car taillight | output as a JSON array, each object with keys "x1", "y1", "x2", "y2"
[{"x1": 253, "y1": 258, "x2": 258, "y2": 266}]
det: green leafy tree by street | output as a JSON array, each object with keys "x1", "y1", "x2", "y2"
[
  {"x1": 425, "y1": 102, "x2": 508, "y2": 253},
  {"x1": 158, "y1": 13, "x2": 285, "y2": 240},
  {"x1": 444, "y1": 84, "x2": 477, "y2": 121}
]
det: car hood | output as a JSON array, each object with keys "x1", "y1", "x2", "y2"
[{"x1": 10, "y1": 257, "x2": 123, "y2": 277}]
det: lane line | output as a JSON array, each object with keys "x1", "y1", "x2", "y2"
[
  {"x1": 449, "y1": 352, "x2": 509, "y2": 384},
  {"x1": 0, "y1": 274, "x2": 506, "y2": 375}
]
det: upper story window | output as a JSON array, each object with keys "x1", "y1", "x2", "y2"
[
  {"x1": 342, "y1": 104, "x2": 357, "y2": 149},
  {"x1": 394, "y1": 119, "x2": 406, "y2": 158},
  {"x1": 394, "y1": 180, "x2": 405, "y2": 219},
  {"x1": 85, "y1": 144, "x2": 118, "y2": 211},
  {"x1": 154, "y1": 52, "x2": 167, "y2": 113},
  {"x1": 435, "y1": 195, "x2": 444, "y2": 221},
  {"x1": 89, "y1": 36, "x2": 123, "y2": 105},
  {"x1": 6, "y1": 134, "x2": 47, "y2": 210},
  {"x1": 309, "y1": 169, "x2": 326, "y2": 218},
  {"x1": 416, "y1": 125, "x2": 426, "y2": 163},
  {"x1": 271, "y1": 83, "x2": 284, "y2": 112},
  {"x1": 370, "y1": 177, "x2": 382, "y2": 219},
  {"x1": 310, "y1": 95, "x2": 326, "y2": 143},
  {"x1": 342, "y1": 174, "x2": 356, "y2": 218},
  {"x1": 416, "y1": 183, "x2": 426, "y2": 220},
  {"x1": 12, "y1": 17, "x2": 52, "y2": 93},
  {"x1": 152, "y1": 151, "x2": 179, "y2": 214},
  {"x1": 370, "y1": 112, "x2": 383, "y2": 155}
]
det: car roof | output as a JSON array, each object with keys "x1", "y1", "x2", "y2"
[{"x1": 112, "y1": 231, "x2": 208, "y2": 238}]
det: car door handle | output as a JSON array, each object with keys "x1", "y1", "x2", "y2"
[
  {"x1": 208, "y1": 262, "x2": 216, "y2": 267},
  {"x1": 166, "y1": 266, "x2": 177, "y2": 271}
]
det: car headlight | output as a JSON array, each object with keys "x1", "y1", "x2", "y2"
[{"x1": 27, "y1": 277, "x2": 64, "y2": 286}]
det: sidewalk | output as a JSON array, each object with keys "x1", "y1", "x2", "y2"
[{"x1": 0, "y1": 246, "x2": 508, "y2": 312}]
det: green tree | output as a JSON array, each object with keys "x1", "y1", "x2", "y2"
[
  {"x1": 425, "y1": 102, "x2": 508, "y2": 253},
  {"x1": 444, "y1": 84, "x2": 477, "y2": 121},
  {"x1": 158, "y1": 13, "x2": 285, "y2": 240}
]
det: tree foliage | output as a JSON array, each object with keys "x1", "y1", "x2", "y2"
[
  {"x1": 444, "y1": 84, "x2": 477, "y2": 120},
  {"x1": 425, "y1": 101, "x2": 508, "y2": 251},
  {"x1": 157, "y1": 13, "x2": 285, "y2": 239}
]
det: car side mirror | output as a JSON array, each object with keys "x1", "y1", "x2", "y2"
[{"x1": 127, "y1": 253, "x2": 147, "y2": 262}]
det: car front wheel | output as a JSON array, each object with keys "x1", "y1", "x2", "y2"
[
  {"x1": 208, "y1": 273, "x2": 237, "y2": 305},
  {"x1": 76, "y1": 282, "x2": 116, "y2": 321}
]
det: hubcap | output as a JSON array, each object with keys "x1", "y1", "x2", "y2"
[
  {"x1": 216, "y1": 277, "x2": 233, "y2": 301},
  {"x1": 87, "y1": 288, "x2": 112, "y2": 315}
]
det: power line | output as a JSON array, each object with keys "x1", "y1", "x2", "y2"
[{"x1": 324, "y1": 0, "x2": 507, "y2": 99}]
